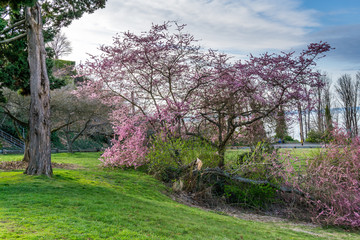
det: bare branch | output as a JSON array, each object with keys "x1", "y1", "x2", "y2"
[
  {"x1": 201, "y1": 168, "x2": 310, "y2": 199},
  {"x1": 51, "y1": 120, "x2": 78, "y2": 133}
]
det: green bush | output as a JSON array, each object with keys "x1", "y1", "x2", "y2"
[
  {"x1": 51, "y1": 131, "x2": 65, "y2": 149},
  {"x1": 306, "y1": 130, "x2": 323, "y2": 143},
  {"x1": 146, "y1": 136, "x2": 218, "y2": 181},
  {"x1": 72, "y1": 137, "x2": 103, "y2": 150},
  {"x1": 237, "y1": 141, "x2": 276, "y2": 166},
  {"x1": 283, "y1": 135, "x2": 294, "y2": 141},
  {"x1": 53, "y1": 59, "x2": 75, "y2": 69},
  {"x1": 229, "y1": 142, "x2": 281, "y2": 205},
  {"x1": 224, "y1": 182, "x2": 277, "y2": 209}
]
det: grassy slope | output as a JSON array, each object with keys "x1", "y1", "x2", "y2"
[{"x1": 0, "y1": 153, "x2": 358, "y2": 239}]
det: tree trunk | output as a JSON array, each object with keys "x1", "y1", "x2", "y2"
[
  {"x1": 353, "y1": 81, "x2": 359, "y2": 136},
  {"x1": 307, "y1": 108, "x2": 311, "y2": 137},
  {"x1": 67, "y1": 141, "x2": 73, "y2": 153},
  {"x1": 298, "y1": 104, "x2": 304, "y2": 145},
  {"x1": 24, "y1": 3, "x2": 52, "y2": 177},
  {"x1": 317, "y1": 85, "x2": 323, "y2": 133},
  {"x1": 304, "y1": 110, "x2": 308, "y2": 139},
  {"x1": 324, "y1": 105, "x2": 332, "y2": 131},
  {"x1": 65, "y1": 132, "x2": 73, "y2": 153},
  {"x1": 217, "y1": 145, "x2": 226, "y2": 168}
]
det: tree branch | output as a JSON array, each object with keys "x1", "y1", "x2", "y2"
[
  {"x1": 12, "y1": 119, "x2": 25, "y2": 142},
  {"x1": 51, "y1": 120, "x2": 78, "y2": 133},
  {"x1": 70, "y1": 118, "x2": 92, "y2": 144},
  {"x1": 0, "y1": 19, "x2": 25, "y2": 34},
  {"x1": 0, "y1": 33, "x2": 27, "y2": 44},
  {"x1": 185, "y1": 131, "x2": 217, "y2": 148},
  {"x1": 199, "y1": 112, "x2": 220, "y2": 127},
  {"x1": 201, "y1": 168, "x2": 311, "y2": 199},
  {"x1": 1, "y1": 107, "x2": 28, "y2": 127}
]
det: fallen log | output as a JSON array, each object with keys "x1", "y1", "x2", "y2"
[{"x1": 199, "y1": 167, "x2": 311, "y2": 199}]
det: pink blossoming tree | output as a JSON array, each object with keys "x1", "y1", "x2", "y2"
[
  {"x1": 78, "y1": 21, "x2": 331, "y2": 167},
  {"x1": 269, "y1": 127, "x2": 360, "y2": 228}
]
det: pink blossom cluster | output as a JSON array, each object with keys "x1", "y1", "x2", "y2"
[
  {"x1": 305, "y1": 130, "x2": 360, "y2": 228},
  {"x1": 270, "y1": 128, "x2": 360, "y2": 228},
  {"x1": 76, "y1": 21, "x2": 331, "y2": 168},
  {"x1": 100, "y1": 108, "x2": 148, "y2": 168}
]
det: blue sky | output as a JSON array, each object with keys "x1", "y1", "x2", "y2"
[
  {"x1": 63, "y1": 0, "x2": 360, "y2": 80},
  {"x1": 298, "y1": 0, "x2": 360, "y2": 76},
  {"x1": 301, "y1": 0, "x2": 359, "y2": 26}
]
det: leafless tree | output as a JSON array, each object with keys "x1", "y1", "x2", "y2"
[
  {"x1": 0, "y1": 86, "x2": 111, "y2": 157},
  {"x1": 48, "y1": 31, "x2": 72, "y2": 59},
  {"x1": 314, "y1": 73, "x2": 332, "y2": 133},
  {"x1": 51, "y1": 86, "x2": 111, "y2": 152},
  {"x1": 336, "y1": 73, "x2": 360, "y2": 137}
]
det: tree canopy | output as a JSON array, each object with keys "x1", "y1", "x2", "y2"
[
  {"x1": 78, "y1": 22, "x2": 331, "y2": 167},
  {"x1": 0, "y1": 0, "x2": 107, "y2": 96},
  {"x1": 0, "y1": 0, "x2": 107, "y2": 176}
]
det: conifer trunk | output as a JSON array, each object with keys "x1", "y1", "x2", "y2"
[{"x1": 24, "y1": 3, "x2": 52, "y2": 177}]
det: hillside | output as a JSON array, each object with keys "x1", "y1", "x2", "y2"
[{"x1": 0, "y1": 153, "x2": 359, "y2": 239}]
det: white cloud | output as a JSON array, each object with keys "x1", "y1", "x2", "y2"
[{"x1": 62, "y1": 0, "x2": 319, "y2": 63}]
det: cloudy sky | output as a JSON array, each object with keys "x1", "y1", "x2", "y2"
[{"x1": 62, "y1": 0, "x2": 360, "y2": 80}]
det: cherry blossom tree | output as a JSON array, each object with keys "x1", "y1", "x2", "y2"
[{"x1": 78, "y1": 22, "x2": 331, "y2": 167}]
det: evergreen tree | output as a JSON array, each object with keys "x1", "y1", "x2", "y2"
[
  {"x1": 0, "y1": 0, "x2": 107, "y2": 176},
  {"x1": 275, "y1": 106, "x2": 287, "y2": 140},
  {"x1": 324, "y1": 105, "x2": 333, "y2": 132}
]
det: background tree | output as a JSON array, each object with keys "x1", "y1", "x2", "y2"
[
  {"x1": 336, "y1": 74, "x2": 359, "y2": 137},
  {"x1": 0, "y1": 0, "x2": 106, "y2": 176},
  {"x1": 78, "y1": 22, "x2": 331, "y2": 168},
  {"x1": 244, "y1": 119, "x2": 268, "y2": 146},
  {"x1": 313, "y1": 73, "x2": 331, "y2": 131},
  {"x1": 0, "y1": 86, "x2": 111, "y2": 155},
  {"x1": 322, "y1": 74, "x2": 332, "y2": 128},
  {"x1": 51, "y1": 86, "x2": 111, "y2": 153},
  {"x1": 324, "y1": 104, "x2": 333, "y2": 134},
  {"x1": 274, "y1": 106, "x2": 287, "y2": 141},
  {"x1": 303, "y1": 73, "x2": 332, "y2": 143},
  {"x1": 0, "y1": 88, "x2": 29, "y2": 141},
  {"x1": 47, "y1": 31, "x2": 72, "y2": 59},
  {"x1": 297, "y1": 103, "x2": 305, "y2": 144}
]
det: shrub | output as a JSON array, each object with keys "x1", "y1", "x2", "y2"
[
  {"x1": 235, "y1": 141, "x2": 278, "y2": 180},
  {"x1": 72, "y1": 137, "x2": 104, "y2": 150},
  {"x1": 100, "y1": 111, "x2": 148, "y2": 168},
  {"x1": 305, "y1": 130, "x2": 323, "y2": 143},
  {"x1": 146, "y1": 135, "x2": 218, "y2": 181},
  {"x1": 224, "y1": 182, "x2": 277, "y2": 209},
  {"x1": 218, "y1": 142, "x2": 280, "y2": 210},
  {"x1": 303, "y1": 131, "x2": 360, "y2": 228},
  {"x1": 283, "y1": 135, "x2": 295, "y2": 142},
  {"x1": 271, "y1": 128, "x2": 360, "y2": 228},
  {"x1": 51, "y1": 131, "x2": 64, "y2": 149}
]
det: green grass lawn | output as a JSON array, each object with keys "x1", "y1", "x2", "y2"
[
  {"x1": 225, "y1": 148, "x2": 321, "y2": 168},
  {"x1": 0, "y1": 152, "x2": 359, "y2": 239},
  {"x1": 278, "y1": 148, "x2": 321, "y2": 160}
]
